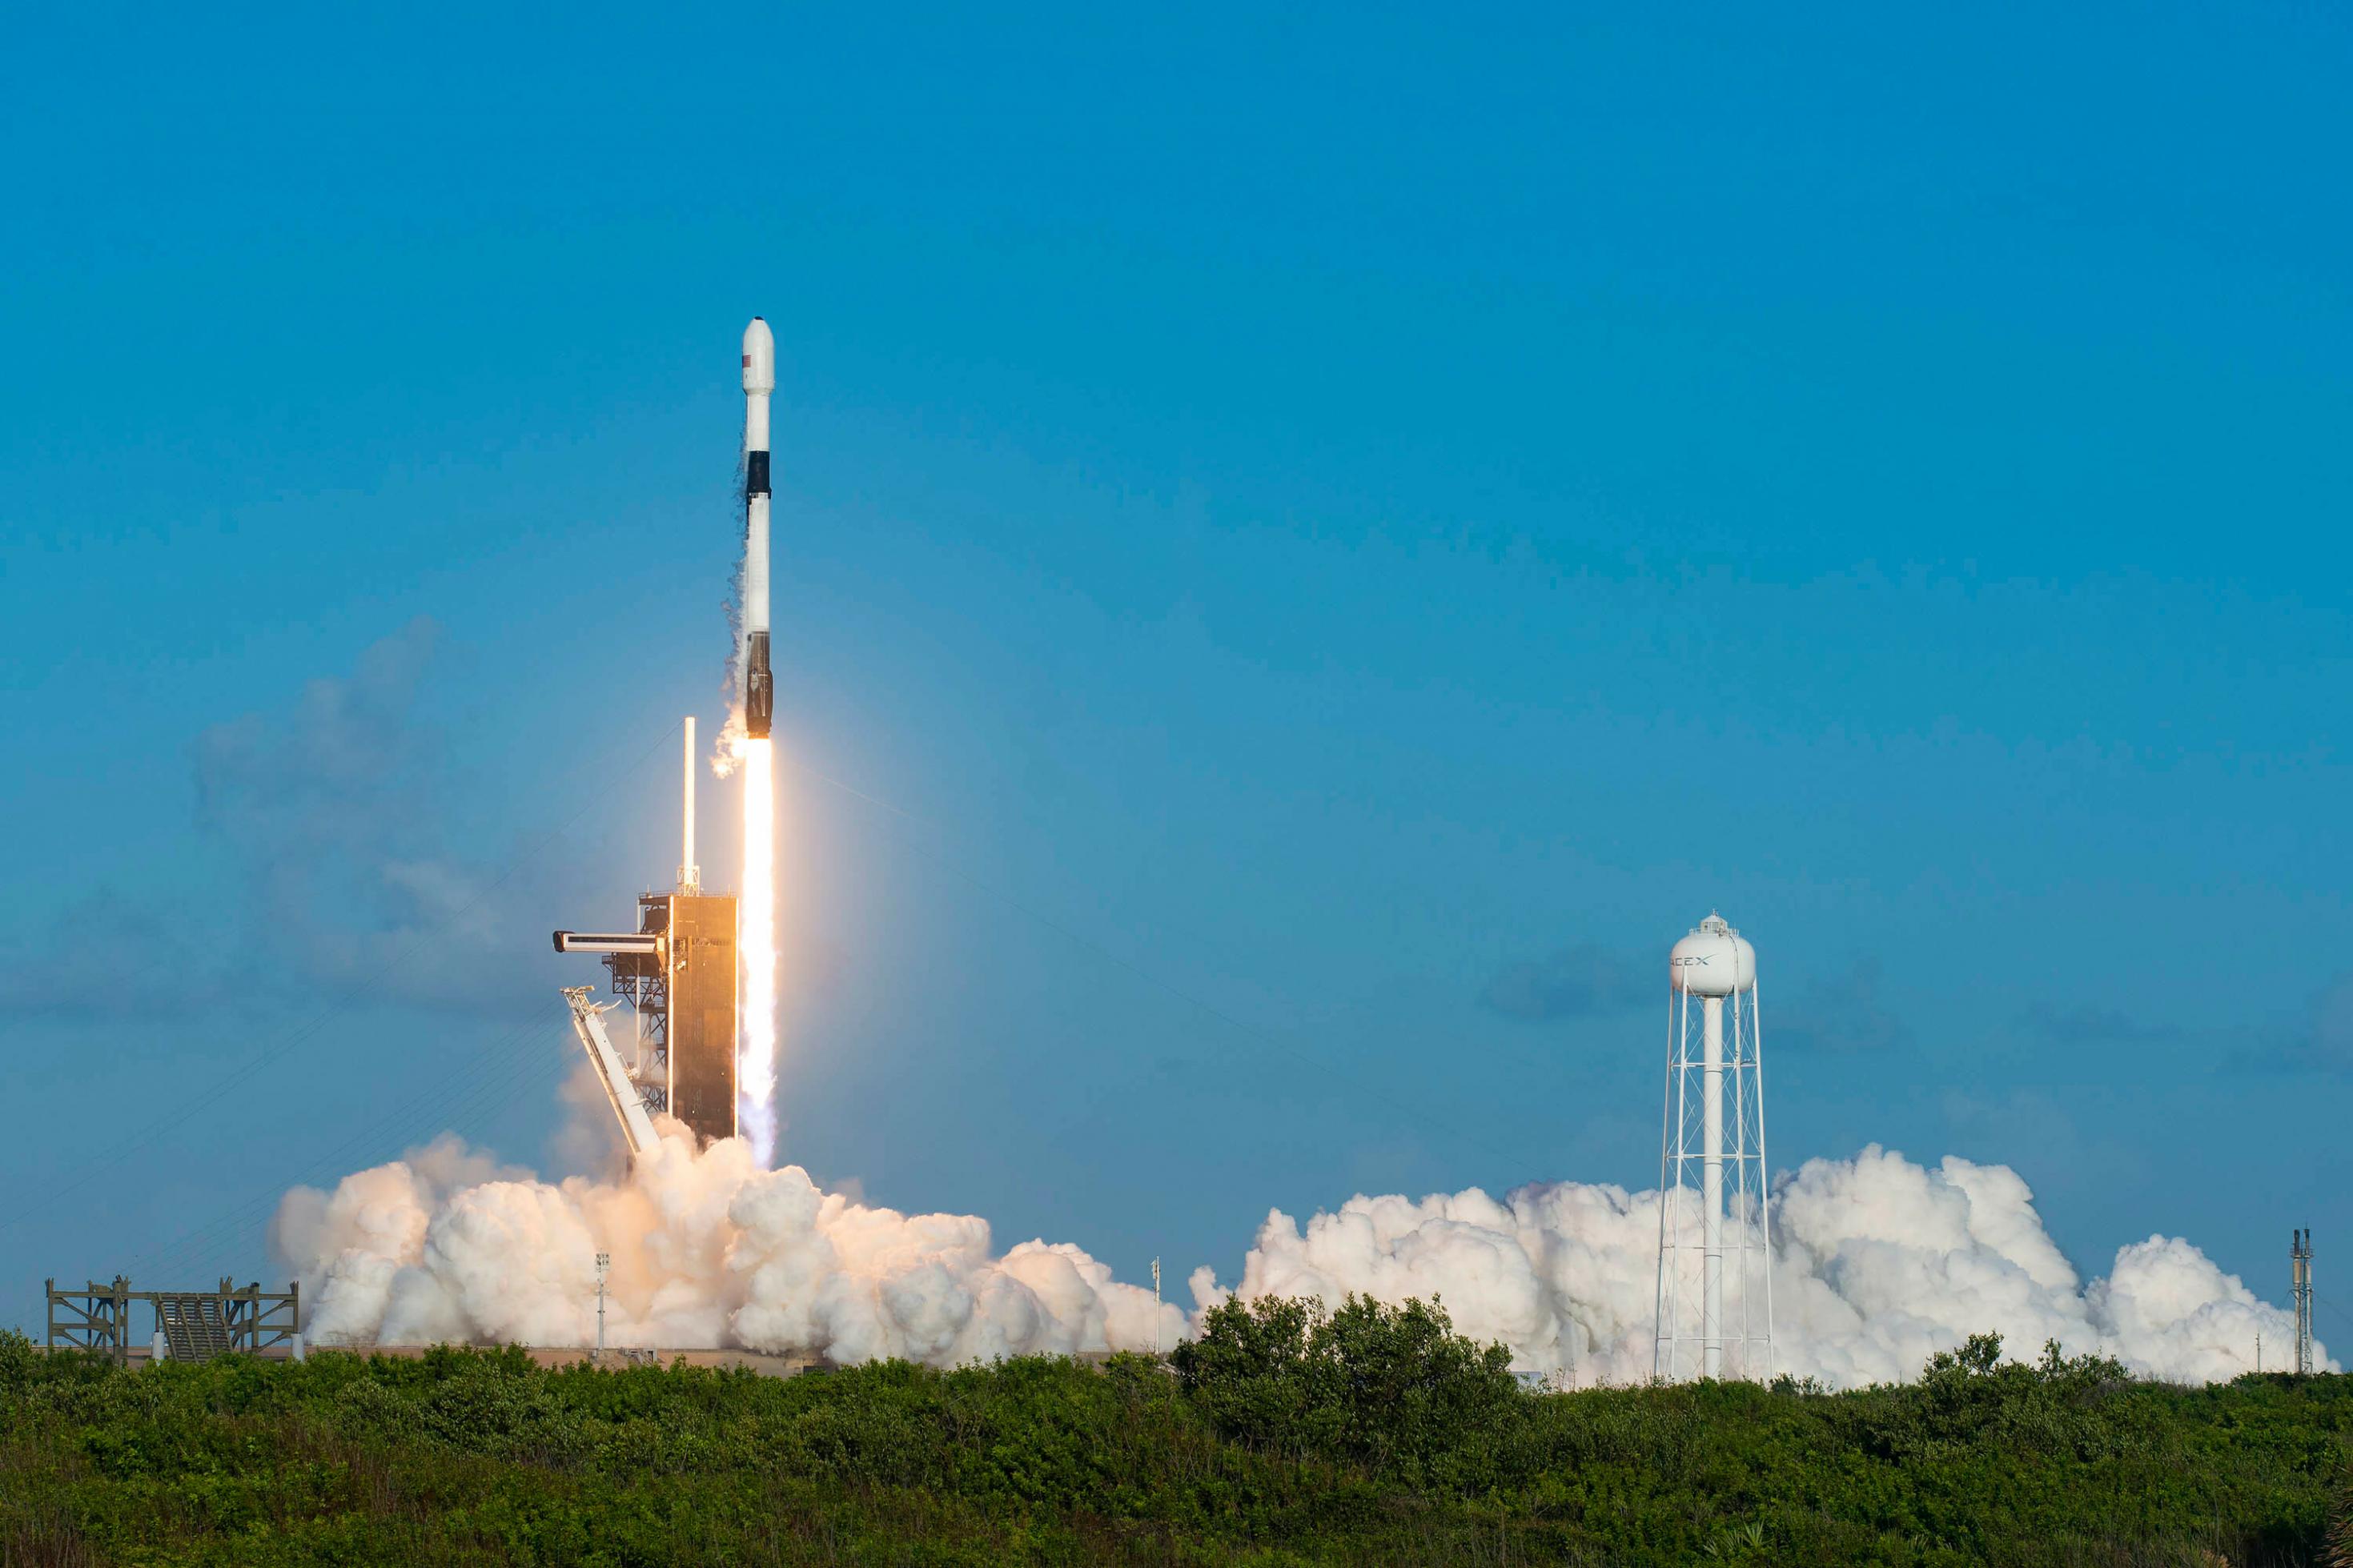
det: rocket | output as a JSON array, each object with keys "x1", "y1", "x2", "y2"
[{"x1": 741, "y1": 317, "x2": 776, "y2": 740}]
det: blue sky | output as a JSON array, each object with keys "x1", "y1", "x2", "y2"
[{"x1": 4, "y1": 3, "x2": 2348, "y2": 1332}]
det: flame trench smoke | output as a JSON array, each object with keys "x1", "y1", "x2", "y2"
[
  {"x1": 739, "y1": 738, "x2": 777, "y2": 1165},
  {"x1": 275, "y1": 1135, "x2": 2320, "y2": 1385}
]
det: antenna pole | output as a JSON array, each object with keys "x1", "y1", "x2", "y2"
[
  {"x1": 2295, "y1": 1229, "x2": 2315, "y2": 1376},
  {"x1": 595, "y1": 1251, "x2": 610, "y2": 1357}
]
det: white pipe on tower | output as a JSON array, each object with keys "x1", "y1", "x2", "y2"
[
  {"x1": 1702, "y1": 993, "x2": 1725, "y2": 1378},
  {"x1": 678, "y1": 715, "x2": 699, "y2": 894}
]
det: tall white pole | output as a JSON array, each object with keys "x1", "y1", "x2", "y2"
[
  {"x1": 1702, "y1": 993, "x2": 1725, "y2": 1378},
  {"x1": 1730, "y1": 992, "x2": 1748, "y2": 1362},
  {"x1": 1654, "y1": 987, "x2": 1680, "y2": 1379},
  {"x1": 1668, "y1": 989, "x2": 1692, "y2": 1378},
  {"x1": 678, "y1": 716, "x2": 699, "y2": 894}
]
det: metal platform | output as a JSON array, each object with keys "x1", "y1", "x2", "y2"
[{"x1": 46, "y1": 1277, "x2": 299, "y2": 1365}]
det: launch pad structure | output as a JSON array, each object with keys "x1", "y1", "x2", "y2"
[
  {"x1": 554, "y1": 717, "x2": 739, "y2": 1153},
  {"x1": 47, "y1": 1277, "x2": 299, "y2": 1365}
]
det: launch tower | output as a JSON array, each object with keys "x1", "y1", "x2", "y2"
[{"x1": 553, "y1": 717, "x2": 739, "y2": 1151}]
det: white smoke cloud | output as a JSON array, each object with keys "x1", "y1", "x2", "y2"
[
  {"x1": 276, "y1": 1133, "x2": 2310, "y2": 1387},
  {"x1": 1194, "y1": 1144, "x2": 2324, "y2": 1387},
  {"x1": 271, "y1": 1127, "x2": 1187, "y2": 1363}
]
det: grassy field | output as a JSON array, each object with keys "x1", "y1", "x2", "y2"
[{"x1": 2, "y1": 1298, "x2": 2345, "y2": 1566}]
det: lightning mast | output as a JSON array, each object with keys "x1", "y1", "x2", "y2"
[{"x1": 678, "y1": 715, "x2": 701, "y2": 896}]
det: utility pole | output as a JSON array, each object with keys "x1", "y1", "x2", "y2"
[
  {"x1": 595, "y1": 1252, "x2": 610, "y2": 1357},
  {"x1": 1151, "y1": 1258, "x2": 1162, "y2": 1358},
  {"x1": 2294, "y1": 1229, "x2": 2315, "y2": 1377}
]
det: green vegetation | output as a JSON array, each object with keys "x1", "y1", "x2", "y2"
[{"x1": 2, "y1": 1300, "x2": 2347, "y2": 1566}]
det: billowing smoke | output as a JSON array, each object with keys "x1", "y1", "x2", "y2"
[
  {"x1": 1194, "y1": 1145, "x2": 2323, "y2": 1387},
  {"x1": 275, "y1": 1132, "x2": 2311, "y2": 1386},
  {"x1": 272, "y1": 1127, "x2": 1185, "y2": 1362}
]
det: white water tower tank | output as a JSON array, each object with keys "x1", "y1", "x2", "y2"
[{"x1": 1669, "y1": 912, "x2": 1755, "y2": 998}]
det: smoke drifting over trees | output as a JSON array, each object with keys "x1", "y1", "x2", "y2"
[{"x1": 275, "y1": 1133, "x2": 2315, "y2": 1386}]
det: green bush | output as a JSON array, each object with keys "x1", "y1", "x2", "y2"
[
  {"x1": 0, "y1": 1323, "x2": 2346, "y2": 1565},
  {"x1": 1174, "y1": 1293, "x2": 1520, "y2": 1487}
]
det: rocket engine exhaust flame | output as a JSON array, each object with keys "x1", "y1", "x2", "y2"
[{"x1": 738, "y1": 734, "x2": 777, "y2": 1165}]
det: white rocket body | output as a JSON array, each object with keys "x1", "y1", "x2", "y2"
[{"x1": 741, "y1": 318, "x2": 775, "y2": 738}]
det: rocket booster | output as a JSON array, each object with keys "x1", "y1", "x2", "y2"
[{"x1": 741, "y1": 317, "x2": 776, "y2": 740}]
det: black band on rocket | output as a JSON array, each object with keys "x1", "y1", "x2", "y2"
[{"x1": 746, "y1": 451, "x2": 771, "y2": 497}]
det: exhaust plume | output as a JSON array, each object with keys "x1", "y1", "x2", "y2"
[
  {"x1": 275, "y1": 1129, "x2": 1183, "y2": 1361},
  {"x1": 737, "y1": 736, "x2": 777, "y2": 1165},
  {"x1": 274, "y1": 1132, "x2": 2313, "y2": 1386},
  {"x1": 1194, "y1": 1144, "x2": 2324, "y2": 1386}
]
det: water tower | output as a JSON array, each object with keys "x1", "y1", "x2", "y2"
[{"x1": 1654, "y1": 912, "x2": 1774, "y2": 1379}]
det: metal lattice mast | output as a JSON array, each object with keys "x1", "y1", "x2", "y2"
[
  {"x1": 2295, "y1": 1229, "x2": 2314, "y2": 1376},
  {"x1": 1655, "y1": 914, "x2": 1773, "y2": 1381}
]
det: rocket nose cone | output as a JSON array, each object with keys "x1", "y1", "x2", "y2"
[{"x1": 741, "y1": 318, "x2": 776, "y2": 394}]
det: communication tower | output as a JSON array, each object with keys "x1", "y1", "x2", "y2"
[
  {"x1": 1654, "y1": 912, "x2": 1774, "y2": 1380},
  {"x1": 2295, "y1": 1229, "x2": 2314, "y2": 1376},
  {"x1": 595, "y1": 1252, "x2": 611, "y2": 1356}
]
